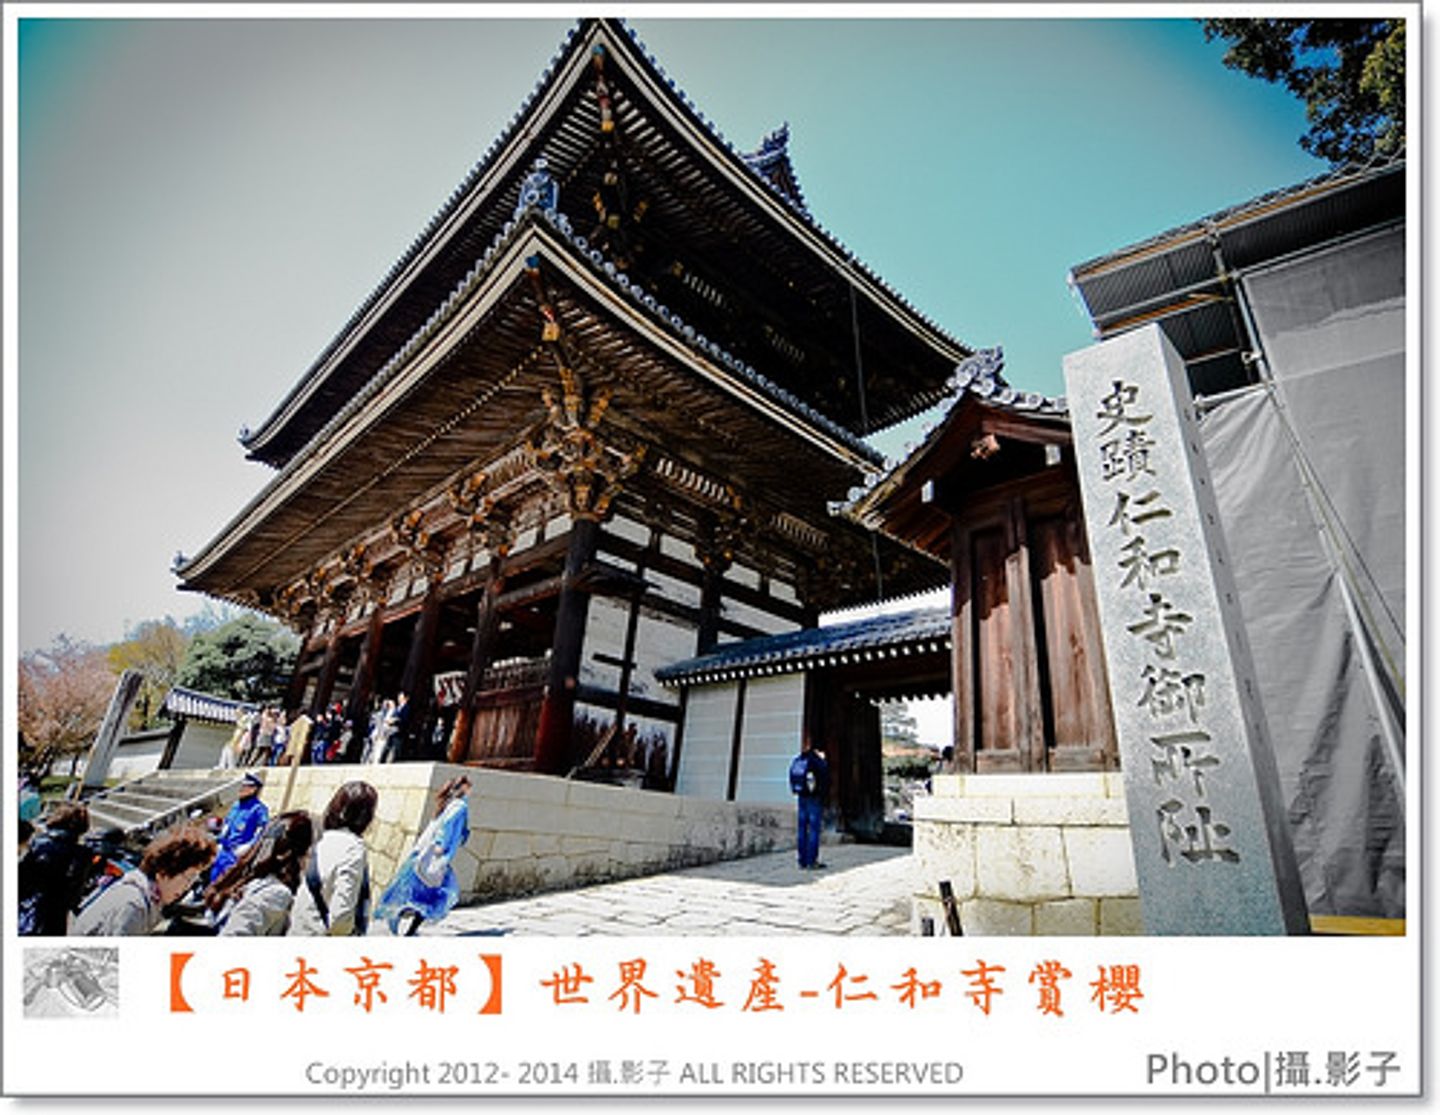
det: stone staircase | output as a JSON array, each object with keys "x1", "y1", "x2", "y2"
[{"x1": 83, "y1": 769, "x2": 251, "y2": 838}]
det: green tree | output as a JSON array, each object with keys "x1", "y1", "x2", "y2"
[
  {"x1": 176, "y1": 612, "x2": 299, "y2": 703},
  {"x1": 108, "y1": 618, "x2": 189, "y2": 729},
  {"x1": 18, "y1": 636, "x2": 118, "y2": 777},
  {"x1": 1202, "y1": 19, "x2": 1405, "y2": 165}
]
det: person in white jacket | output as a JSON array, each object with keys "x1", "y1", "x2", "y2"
[
  {"x1": 205, "y1": 811, "x2": 314, "y2": 936},
  {"x1": 289, "y1": 781, "x2": 378, "y2": 936}
]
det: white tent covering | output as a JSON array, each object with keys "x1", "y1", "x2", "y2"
[{"x1": 1201, "y1": 225, "x2": 1405, "y2": 919}]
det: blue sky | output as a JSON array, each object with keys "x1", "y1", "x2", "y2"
[{"x1": 11, "y1": 12, "x2": 1326, "y2": 654}]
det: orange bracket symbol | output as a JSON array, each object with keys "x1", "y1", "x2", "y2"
[
  {"x1": 478, "y1": 954, "x2": 502, "y2": 1015},
  {"x1": 169, "y1": 952, "x2": 194, "y2": 1013}
]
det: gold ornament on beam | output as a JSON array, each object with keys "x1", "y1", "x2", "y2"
[
  {"x1": 273, "y1": 580, "x2": 316, "y2": 635},
  {"x1": 446, "y1": 469, "x2": 491, "y2": 529},
  {"x1": 527, "y1": 372, "x2": 642, "y2": 521},
  {"x1": 390, "y1": 509, "x2": 446, "y2": 581}
]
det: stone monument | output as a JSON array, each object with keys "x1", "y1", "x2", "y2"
[{"x1": 1063, "y1": 324, "x2": 1309, "y2": 935}]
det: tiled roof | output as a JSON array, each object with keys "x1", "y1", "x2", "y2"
[
  {"x1": 241, "y1": 17, "x2": 971, "y2": 460},
  {"x1": 285, "y1": 198, "x2": 883, "y2": 490},
  {"x1": 161, "y1": 686, "x2": 257, "y2": 725},
  {"x1": 846, "y1": 346, "x2": 1068, "y2": 515},
  {"x1": 177, "y1": 193, "x2": 886, "y2": 587},
  {"x1": 655, "y1": 605, "x2": 951, "y2": 686},
  {"x1": 616, "y1": 20, "x2": 966, "y2": 356},
  {"x1": 941, "y1": 346, "x2": 1067, "y2": 417}
]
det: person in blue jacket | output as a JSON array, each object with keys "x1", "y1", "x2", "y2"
[
  {"x1": 375, "y1": 775, "x2": 471, "y2": 936},
  {"x1": 209, "y1": 772, "x2": 270, "y2": 885},
  {"x1": 789, "y1": 741, "x2": 830, "y2": 870}
]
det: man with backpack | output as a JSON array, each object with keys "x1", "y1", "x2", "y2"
[{"x1": 787, "y1": 740, "x2": 830, "y2": 870}]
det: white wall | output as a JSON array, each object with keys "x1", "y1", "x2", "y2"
[
  {"x1": 734, "y1": 674, "x2": 805, "y2": 805},
  {"x1": 631, "y1": 608, "x2": 698, "y2": 702},
  {"x1": 581, "y1": 595, "x2": 631, "y2": 691},
  {"x1": 674, "y1": 683, "x2": 736, "y2": 799}
]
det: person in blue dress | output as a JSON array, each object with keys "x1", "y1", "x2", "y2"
[
  {"x1": 209, "y1": 772, "x2": 270, "y2": 885},
  {"x1": 375, "y1": 775, "x2": 471, "y2": 936}
]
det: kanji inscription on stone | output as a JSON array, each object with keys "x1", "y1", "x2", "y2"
[{"x1": 1064, "y1": 324, "x2": 1308, "y2": 935}]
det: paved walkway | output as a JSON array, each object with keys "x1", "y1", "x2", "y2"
[{"x1": 403, "y1": 844, "x2": 914, "y2": 937}]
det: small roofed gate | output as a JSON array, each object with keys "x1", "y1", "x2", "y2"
[
  {"x1": 660, "y1": 609, "x2": 952, "y2": 838},
  {"x1": 851, "y1": 356, "x2": 1118, "y2": 774}
]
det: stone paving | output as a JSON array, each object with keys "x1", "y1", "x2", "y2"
[{"x1": 393, "y1": 843, "x2": 916, "y2": 937}]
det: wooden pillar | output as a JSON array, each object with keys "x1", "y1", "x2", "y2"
[
  {"x1": 344, "y1": 607, "x2": 387, "y2": 757},
  {"x1": 398, "y1": 590, "x2": 443, "y2": 761},
  {"x1": 666, "y1": 688, "x2": 689, "y2": 791},
  {"x1": 284, "y1": 638, "x2": 315, "y2": 712},
  {"x1": 697, "y1": 565, "x2": 725, "y2": 654},
  {"x1": 1005, "y1": 497, "x2": 1046, "y2": 773},
  {"x1": 951, "y1": 519, "x2": 975, "y2": 773},
  {"x1": 533, "y1": 517, "x2": 599, "y2": 774},
  {"x1": 309, "y1": 630, "x2": 345, "y2": 716},
  {"x1": 448, "y1": 561, "x2": 506, "y2": 763}
]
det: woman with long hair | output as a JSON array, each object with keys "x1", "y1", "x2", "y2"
[
  {"x1": 204, "y1": 811, "x2": 314, "y2": 936},
  {"x1": 374, "y1": 775, "x2": 471, "y2": 937},
  {"x1": 289, "y1": 781, "x2": 378, "y2": 936}
]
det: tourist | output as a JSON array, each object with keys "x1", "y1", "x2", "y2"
[
  {"x1": 375, "y1": 775, "x2": 471, "y2": 936},
  {"x1": 18, "y1": 803, "x2": 91, "y2": 935},
  {"x1": 290, "y1": 781, "x2": 378, "y2": 936},
  {"x1": 248, "y1": 706, "x2": 278, "y2": 766},
  {"x1": 787, "y1": 740, "x2": 829, "y2": 870},
  {"x1": 206, "y1": 811, "x2": 315, "y2": 936},
  {"x1": 72, "y1": 825, "x2": 216, "y2": 937},
  {"x1": 309, "y1": 707, "x2": 332, "y2": 765},
  {"x1": 331, "y1": 716, "x2": 355, "y2": 763},
  {"x1": 364, "y1": 698, "x2": 394, "y2": 763},
  {"x1": 217, "y1": 711, "x2": 249, "y2": 770},
  {"x1": 208, "y1": 772, "x2": 270, "y2": 885},
  {"x1": 268, "y1": 715, "x2": 289, "y2": 766},
  {"x1": 379, "y1": 692, "x2": 410, "y2": 763}
]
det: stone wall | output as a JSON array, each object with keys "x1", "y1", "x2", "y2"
[
  {"x1": 911, "y1": 773, "x2": 1141, "y2": 935},
  {"x1": 257, "y1": 762, "x2": 793, "y2": 902}
]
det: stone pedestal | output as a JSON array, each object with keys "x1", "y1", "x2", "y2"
[{"x1": 911, "y1": 773, "x2": 1141, "y2": 936}]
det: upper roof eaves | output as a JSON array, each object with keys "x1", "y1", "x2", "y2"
[
  {"x1": 614, "y1": 19, "x2": 966, "y2": 355},
  {"x1": 240, "y1": 17, "x2": 971, "y2": 463},
  {"x1": 177, "y1": 200, "x2": 884, "y2": 583}
]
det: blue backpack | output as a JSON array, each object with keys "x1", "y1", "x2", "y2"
[{"x1": 788, "y1": 753, "x2": 815, "y2": 795}]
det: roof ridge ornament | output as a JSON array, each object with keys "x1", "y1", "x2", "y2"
[
  {"x1": 514, "y1": 156, "x2": 559, "y2": 220},
  {"x1": 742, "y1": 121, "x2": 809, "y2": 215},
  {"x1": 950, "y1": 346, "x2": 1006, "y2": 394}
]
